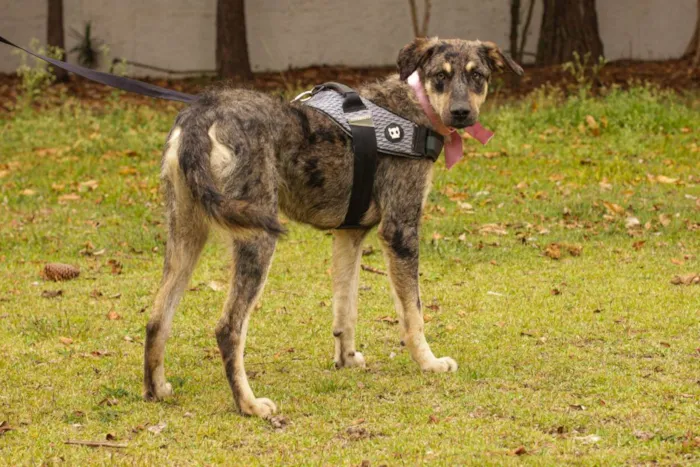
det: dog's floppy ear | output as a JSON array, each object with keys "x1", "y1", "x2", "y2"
[
  {"x1": 480, "y1": 41, "x2": 524, "y2": 76},
  {"x1": 397, "y1": 37, "x2": 439, "y2": 81}
]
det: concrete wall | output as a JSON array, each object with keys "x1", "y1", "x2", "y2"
[{"x1": 0, "y1": 0, "x2": 695, "y2": 76}]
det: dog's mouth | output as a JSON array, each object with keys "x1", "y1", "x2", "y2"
[{"x1": 447, "y1": 116, "x2": 478, "y2": 130}]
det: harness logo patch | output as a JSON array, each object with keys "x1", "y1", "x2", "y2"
[{"x1": 384, "y1": 123, "x2": 404, "y2": 143}]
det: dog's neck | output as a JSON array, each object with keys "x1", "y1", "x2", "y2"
[{"x1": 359, "y1": 74, "x2": 433, "y2": 130}]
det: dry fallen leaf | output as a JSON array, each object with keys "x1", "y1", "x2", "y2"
[
  {"x1": 377, "y1": 316, "x2": 399, "y2": 325},
  {"x1": 147, "y1": 421, "x2": 167, "y2": 435},
  {"x1": 585, "y1": 115, "x2": 599, "y2": 132},
  {"x1": 106, "y1": 310, "x2": 121, "y2": 321},
  {"x1": 269, "y1": 416, "x2": 289, "y2": 430},
  {"x1": 670, "y1": 273, "x2": 699, "y2": 286},
  {"x1": 544, "y1": 243, "x2": 562, "y2": 260},
  {"x1": 565, "y1": 244, "x2": 582, "y2": 256},
  {"x1": 79, "y1": 180, "x2": 99, "y2": 191},
  {"x1": 655, "y1": 175, "x2": 678, "y2": 185},
  {"x1": 603, "y1": 201, "x2": 625, "y2": 216},
  {"x1": 575, "y1": 434, "x2": 601, "y2": 444},
  {"x1": 513, "y1": 446, "x2": 527, "y2": 456},
  {"x1": 625, "y1": 217, "x2": 641, "y2": 229},
  {"x1": 345, "y1": 425, "x2": 370, "y2": 440},
  {"x1": 0, "y1": 421, "x2": 14, "y2": 435},
  {"x1": 107, "y1": 259, "x2": 123, "y2": 275},
  {"x1": 633, "y1": 430, "x2": 654, "y2": 441},
  {"x1": 99, "y1": 398, "x2": 119, "y2": 407},
  {"x1": 58, "y1": 193, "x2": 81, "y2": 202},
  {"x1": 479, "y1": 224, "x2": 508, "y2": 236},
  {"x1": 41, "y1": 290, "x2": 63, "y2": 298},
  {"x1": 207, "y1": 281, "x2": 226, "y2": 292}
]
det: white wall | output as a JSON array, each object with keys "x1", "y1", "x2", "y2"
[{"x1": 0, "y1": 0, "x2": 695, "y2": 76}]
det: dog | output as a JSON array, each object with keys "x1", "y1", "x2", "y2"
[{"x1": 143, "y1": 37, "x2": 523, "y2": 418}]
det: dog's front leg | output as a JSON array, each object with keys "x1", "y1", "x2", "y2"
[
  {"x1": 331, "y1": 229, "x2": 370, "y2": 368},
  {"x1": 379, "y1": 219, "x2": 457, "y2": 373}
]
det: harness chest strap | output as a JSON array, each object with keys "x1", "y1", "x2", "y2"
[{"x1": 333, "y1": 84, "x2": 378, "y2": 229}]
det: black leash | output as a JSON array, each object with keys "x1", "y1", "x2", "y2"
[{"x1": 0, "y1": 34, "x2": 197, "y2": 104}]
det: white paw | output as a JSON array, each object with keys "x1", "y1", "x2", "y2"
[
  {"x1": 241, "y1": 397, "x2": 277, "y2": 419},
  {"x1": 421, "y1": 356, "x2": 458, "y2": 373},
  {"x1": 335, "y1": 351, "x2": 366, "y2": 369},
  {"x1": 145, "y1": 381, "x2": 173, "y2": 401}
]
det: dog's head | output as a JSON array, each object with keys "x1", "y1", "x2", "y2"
[{"x1": 398, "y1": 38, "x2": 523, "y2": 128}]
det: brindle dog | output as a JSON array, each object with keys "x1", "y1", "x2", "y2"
[{"x1": 144, "y1": 37, "x2": 523, "y2": 418}]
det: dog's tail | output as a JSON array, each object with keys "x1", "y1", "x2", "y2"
[{"x1": 176, "y1": 124, "x2": 285, "y2": 237}]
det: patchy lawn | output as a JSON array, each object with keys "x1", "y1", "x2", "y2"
[{"x1": 0, "y1": 85, "x2": 698, "y2": 465}]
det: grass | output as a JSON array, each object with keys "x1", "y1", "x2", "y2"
[{"x1": 0, "y1": 85, "x2": 698, "y2": 465}]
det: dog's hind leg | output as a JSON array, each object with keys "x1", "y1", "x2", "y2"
[
  {"x1": 144, "y1": 125, "x2": 210, "y2": 401},
  {"x1": 379, "y1": 218, "x2": 457, "y2": 373},
  {"x1": 144, "y1": 201, "x2": 209, "y2": 400},
  {"x1": 216, "y1": 232, "x2": 277, "y2": 418},
  {"x1": 331, "y1": 229, "x2": 370, "y2": 368}
]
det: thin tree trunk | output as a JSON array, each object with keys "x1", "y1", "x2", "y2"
[
  {"x1": 536, "y1": 0, "x2": 604, "y2": 66},
  {"x1": 216, "y1": 0, "x2": 252, "y2": 80},
  {"x1": 683, "y1": 0, "x2": 700, "y2": 66},
  {"x1": 517, "y1": 0, "x2": 536, "y2": 63},
  {"x1": 47, "y1": 0, "x2": 68, "y2": 82},
  {"x1": 408, "y1": 0, "x2": 432, "y2": 37},
  {"x1": 509, "y1": 0, "x2": 520, "y2": 59}
]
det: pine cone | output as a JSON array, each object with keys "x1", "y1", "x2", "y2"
[{"x1": 42, "y1": 263, "x2": 80, "y2": 282}]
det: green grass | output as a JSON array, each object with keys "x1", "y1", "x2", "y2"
[{"x1": 1, "y1": 86, "x2": 699, "y2": 465}]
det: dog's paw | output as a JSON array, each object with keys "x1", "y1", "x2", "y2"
[
  {"x1": 144, "y1": 381, "x2": 173, "y2": 401},
  {"x1": 240, "y1": 397, "x2": 277, "y2": 419},
  {"x1": 421, "y1": 356, "x2": 458, "y2": 373},
  {"x1": 335, "y1": 351, "x2": 366, "y2": 369}
]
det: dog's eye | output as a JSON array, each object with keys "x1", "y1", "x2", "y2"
[
  {"x1": 472, "y1": 71, "x2": 484, "y2": 80},
  {"x1": 436, "y1": 72, "x2": 447, "y2": 81}
]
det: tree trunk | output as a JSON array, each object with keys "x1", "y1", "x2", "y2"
[
  {"x1": 536, "y1": 0, "x2": 604, "y2": 66},
  {"x1": 47, "y1": 0, "x2": 68, "y2": 82},
  {"x1": 683, "y1": 0, "x2": 700, "y2": 66},
  {"x1": 216, "y1": 0, "x2": 252, "y2": 80},
  {"x1": 509, "y1": 0, "x2": 520, "y2": 59}
]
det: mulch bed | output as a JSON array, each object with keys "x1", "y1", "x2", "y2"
[{"x1": 1, "y1": 59, "x2": 698, "y2": 112}]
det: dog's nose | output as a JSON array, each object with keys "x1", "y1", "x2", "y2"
[{"x1": 450, "y1": 106, "x2": 471, "y2": 120}]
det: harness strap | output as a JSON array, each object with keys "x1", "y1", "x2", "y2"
[
  {"x1": 0, "y1": 34, "x2": 197, "y2": 104},
  {"x1": 337, "y1": 87, "x2": 378, "y2": 229}
]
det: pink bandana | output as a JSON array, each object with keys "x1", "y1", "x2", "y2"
[{"x1": 407, "y1": 71, "x2": 493, "y2": 169}]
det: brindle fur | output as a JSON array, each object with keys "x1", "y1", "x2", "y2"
[{"x1": 143, "y1": 38, "x2": 523, "y2": 418}]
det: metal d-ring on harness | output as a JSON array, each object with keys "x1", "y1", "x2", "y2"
[{"x1": 295, "y1": 83, "x2": 445, "y2": 229}]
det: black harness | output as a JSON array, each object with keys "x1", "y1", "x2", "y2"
[
  {"x1": 298, "y1": 83, "x2": 444, "y2": 228},
  {"x1": 1, "y1": 34, "x2": 444, "y2": 230}
]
